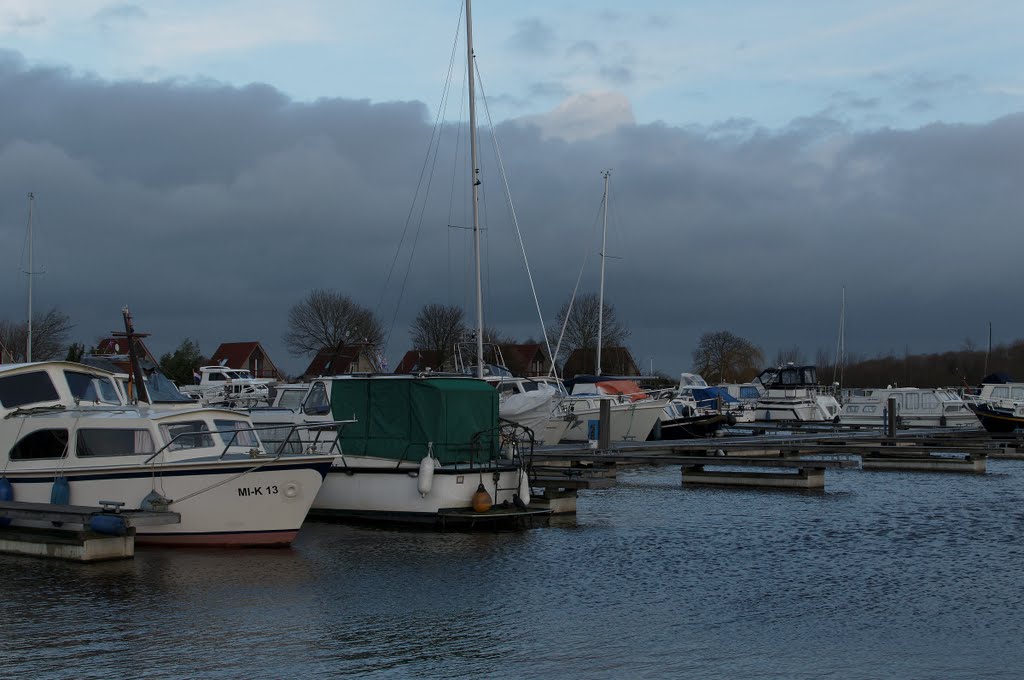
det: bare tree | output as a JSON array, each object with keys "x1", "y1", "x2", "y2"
[
  {"x1": 284, "y1": 289, "x2": 384, "y2": 356},
  {"x1": 691, "y1": 330, "x2": 764, "y2": 383},
  {"x1": 0, "y1": 308, "x2": 73, "y2": 362},
  {"x1": 549, "y1": 293, "x2": 630, "y2": 362},
  {"x1": 409, "y1": 303, "x2": 466, "y2": 370},
  {"x1": 774, "y1": 344, "x2": 805, "y2": 365}
]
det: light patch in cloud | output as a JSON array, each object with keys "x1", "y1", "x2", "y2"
[{"x1": 515, "y1": 90, "x2": 635, "y2": 141}]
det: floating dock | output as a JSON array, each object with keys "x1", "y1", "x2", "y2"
[{"x1": 0, "y1": 501, "x2": 180, "y2": 562}]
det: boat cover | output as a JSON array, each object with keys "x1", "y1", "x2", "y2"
[
  {"x1": 329, "y1": 377, "x2": 498, "y2": 464},
  {"x1": 690, "y1": 387, "x2": 739, "y2": 410}
]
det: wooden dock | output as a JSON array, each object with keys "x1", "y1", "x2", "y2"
[
  {"x1": 526, "y1": 425, "x2": 1008, "y2": 508},
  {"x1": 0, "y1": 501, "x2": 180, "y2": 562}
]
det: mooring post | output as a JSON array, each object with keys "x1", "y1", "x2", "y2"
[
  {"x1": 598, "y1": 399, "x2": 611, "y2": 450},
  {"x1": 887, "y1": 396, "x2": 897, "y2": 439}
]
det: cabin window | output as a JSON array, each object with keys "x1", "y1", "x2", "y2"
[
  {"x1": 10, "y1": 428, "x2": 69, "y2": 460},
  {"x1": 863, "y1": 405, "x2": 877, "y2": 413},
  {"x1": 498, "y1": 382, "x2": 518, "y2": 396},
  {"x1": 945, "y1": 405, "x2": 962, "y2": 412},
  {"x1": 921, "y1": 393, "x2": 938, "y2": 408},
  {"x1": 160, "y1": 421, "x2": 215, "y2": 451},
  {"x1": 256, "y1": 423, "x2": 304, "y2": 455},
  {"x1": 905, "y1": 393, "x2": 920, "y2": 409},
  {"x1": 207, "y1": 372, "x2": 226, "y2": 382},
  {"x1": 276, "y1": 390, "x2": 305, "y2": 410},
  {"x1": 993, "y1": 387, "x2": 1010, "y2": 399},
  {"x1": 77, "y1": 429, "x2": 155, "y2": 457},
  {"x1": 522, "y1": 381, "x2": 539, "y2": 392},
  {"x1": 846, "y1": 406, "x2": 860, "y2": 413},
  {"x1": 64, "y1": 370, "x2": 120, "y2": 404},
  {"x1": 214, "y1": 419, "x2": 260, "y2": 448},
  {"x1": 740, "y1": 387, "x2": 760, "y2": 400},
  {"x1": 1013, "y1": 388, "x2": 1024, "y2": 400},
  {"x1": 303, "y1": 382, "x2": 331, "y2": 416},
  {"x1": 0, "y1": 371, "x2": 59, "y2": 408}
]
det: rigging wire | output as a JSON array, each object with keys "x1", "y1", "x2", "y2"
[
  {"x1": 550, "y1": 190, "x2": 607, "y2": 375},
  {"x1": 473, "y1": 60, "x2": 559, "y2": 372},
  {"x1": 377, "y1": 2, "x2": 465, "y2": 353}
]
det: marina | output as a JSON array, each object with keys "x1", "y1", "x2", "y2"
[{"x1": 3, "y1": 457, "x2": 1024, "y2": 678}]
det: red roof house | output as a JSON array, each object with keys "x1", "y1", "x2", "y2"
[{"x1": 209, "y1": 342, "x2": 284, "y2": 381}]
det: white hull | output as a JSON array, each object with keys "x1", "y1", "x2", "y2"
[
  {"x1": 311, "y1": 456, "x2": 527, "y2": 520},
  {"x1": 3, "y1": 458, "x2": 329, "y2": 546},
  {"x1": 560, "y1": 399, "x2": 667, "y2": 442}
]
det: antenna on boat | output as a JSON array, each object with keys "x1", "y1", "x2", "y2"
[
  {"x1": 596, "y1": 170, "x2": 610, "y2": 376},
  {"x1": 114, "y1": 307, "x2": 151, "y2": 404},
  {"x1": 466, "y1": 0, "x2": 484, "y2": 379},
  {"x1": 23, "y1": 192, "x2": 36, "y2": 362}
]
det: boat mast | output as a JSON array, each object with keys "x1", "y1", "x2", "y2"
[
  {"x1": 24, "y1": 192, "x2": 35, "y2": 363},
  {"x1": 596, "y1": 170, "x2": 610, "y2": 376},
  {"x1": 833, "y1": 286, "x2": 845, "y2": 389},
  {"x1": 466, "y1": 0, "x2": 484, "y2": 379}
]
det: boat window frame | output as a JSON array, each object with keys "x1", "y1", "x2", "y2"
[
  {"x1": 10, "y1": 428, "x2": 70, "y2": 460},
  {"x1": 0, "y1": 370, "x2": 60, "y2": 408},
  {"x1": 76, "y1": 428, "x2": 156, "y2": 457}
]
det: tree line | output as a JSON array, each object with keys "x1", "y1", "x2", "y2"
[{"x1": 6, "y1": 293, "x2": 1018, "y2": 389}]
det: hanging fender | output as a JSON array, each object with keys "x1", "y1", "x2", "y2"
[
  {"x1": 417, "y1": 455, "x2": 436, "y2": 498},
  {"x1": 0, "y1": 477, "x2": 12, "y2": 527}
]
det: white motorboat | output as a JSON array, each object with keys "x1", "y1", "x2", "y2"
[
  {"x1": 0, "y1": 361, "x2": 334, "y2": 546},
  {"x1": 178, "y1": 366, "x2": 275, "y2": 407},
  {"x1": 839, "y1": 386, "x2": 977, "y2": 428},
  {"x1": 752, "y1": 364, "x2": 840, "y2": 422},
  {"x1": 554, "y1": 376, "x2": 669, "y2": 443}
]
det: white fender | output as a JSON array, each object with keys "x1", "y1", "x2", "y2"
[
  {"x1": 518, "y1": 472, "x2": 530, "y2": 506},
  {"x1": 417, "y1": 455, "x2": 435, "y2": 497}
]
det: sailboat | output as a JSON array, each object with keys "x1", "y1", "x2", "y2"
[
  {"x1": 248, "y1": 0, "x2": 542, "y2": 525},
  {"x1": 550, "y1": 172, "x2": 668, "y2": 443}
]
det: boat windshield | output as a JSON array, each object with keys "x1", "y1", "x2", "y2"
[{"x1": 64, "y1": 370, "x2": 121, "y2": 404}]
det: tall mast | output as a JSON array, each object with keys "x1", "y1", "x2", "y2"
[
  {"x1": 833, "y1": 285, "x2": 845, "y2": 388},
  {"x1": 25, "y1": 192, "x2": 35, "y2": 363},
  {"x1": 466, "y1": 0, "x2": 484, "y2": 378},
  {"x1": 596, "y1": 171, "x2": 610, "y2": 376}
]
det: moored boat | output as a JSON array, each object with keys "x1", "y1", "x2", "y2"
[
  {"x1": 839, "y1": 386, "x2": 977, "y2": 428},
  {"x1": 0, "y1": 361, "x2": 334, "y2": 546},
  {"x1": 248, "y1": 374, "x2": 538, "y2": 524}
]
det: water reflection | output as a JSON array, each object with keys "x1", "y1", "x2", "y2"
[{"x1": 2, "y1": 461, "x2": 1024, "y2": 677}]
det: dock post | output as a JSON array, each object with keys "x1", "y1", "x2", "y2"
[
  {"x1": 887, "y1": 396, "x2": 897, "y2": 438},
  {"x1": 598, "y1": 399, "x2": 611, "y2": 450}
]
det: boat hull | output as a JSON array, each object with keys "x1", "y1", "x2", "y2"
[
  {"x1": 653, "y1": 413, "x2": 729, "y2": 440},
  {"x1": 968, "y1": 403, "x2": 1024, "y2": 433},
  {"x1": 560, "y1": 401, "x2": 666, "y2": 443},
  {"x1": 2, "y1": 459, "x2": 332, "y2": 547},
  {"x1": 310, "y1": 457, "x2": 529, "y2": 524}
]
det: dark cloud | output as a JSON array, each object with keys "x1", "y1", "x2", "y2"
[
  {"x1": 830, "y1": 90, "x2": 880, "y2": 111},
  {"x1": 505, "y1": 18, "x2": 555, "y2": 55},
  {"x1": 905, "y1": 98, "x2": 934, "y2": 113},
  {"x1": 1, "y1": 53, "x2": 1023, "y2": 381}
]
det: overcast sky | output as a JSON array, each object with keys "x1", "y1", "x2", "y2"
[{"x1": 1, "y1": 1, "x2": 1023, "y2": 380}]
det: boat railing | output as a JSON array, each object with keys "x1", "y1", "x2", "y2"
[{"x1": 144, "y1": 420, "x2": 354, "y2": 464}]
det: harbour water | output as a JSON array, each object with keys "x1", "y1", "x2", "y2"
[{"x1": 4, "y1": 459, "x2": 1024, "y2": 678}]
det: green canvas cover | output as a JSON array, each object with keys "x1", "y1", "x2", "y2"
[{"x1": 329, "y1": 377, "x2": 499, "y2": 464}]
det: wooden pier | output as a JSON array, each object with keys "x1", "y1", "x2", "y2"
[
  {"x1": 527, "y1": 425, "x2": 1008, "y2": 507},
  {"x1": 0, "y1": 501, "x2": 180, "y2": 562}
]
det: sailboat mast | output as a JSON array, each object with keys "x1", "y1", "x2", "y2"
[
  {"x1": 833, "y1": 286, "x2": 845, "y2": 388},
  {"x1": 25, "y1": 192, "x2": 35, "y2": 363},
  {"x1": 465, "y1": 0, "x2": 484, "y2": 379},
  {"x1": 596, "y1": 171, "x2": 610, "y2": 376}
]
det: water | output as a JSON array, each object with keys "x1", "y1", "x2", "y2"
[{"x1": 4, "y1": 460, "x2": 1024, "y2": 678}]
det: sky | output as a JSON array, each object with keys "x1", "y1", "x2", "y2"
[{"x1": 1, "y1": 1, "x2": 1023, "y2": 380}]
